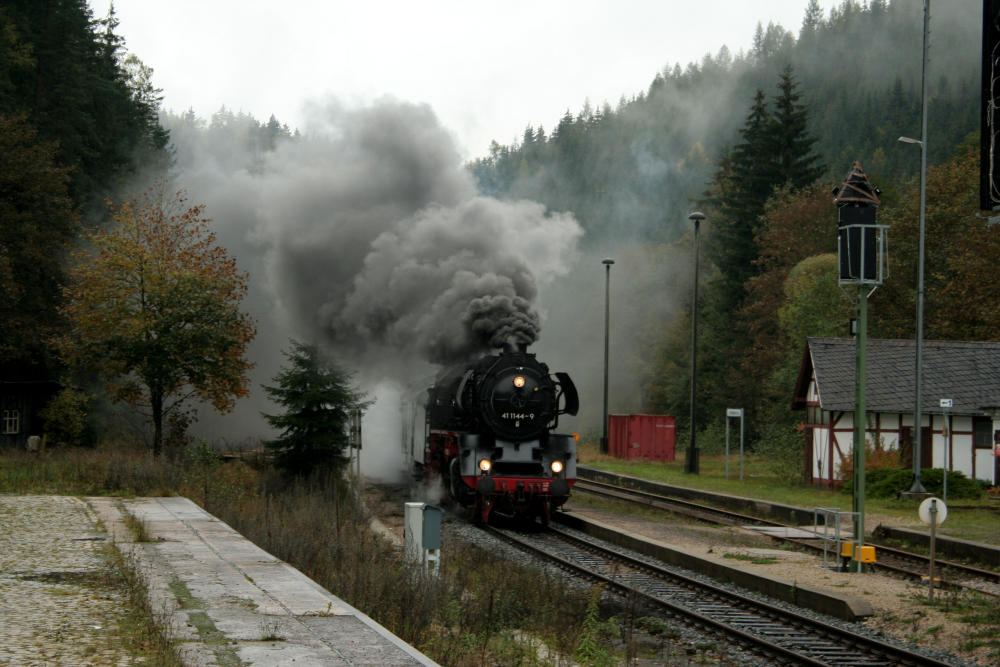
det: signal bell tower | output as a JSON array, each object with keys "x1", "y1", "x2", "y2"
[{"x1": 835, "y1": 162, "x2": 885, "y2": 285}]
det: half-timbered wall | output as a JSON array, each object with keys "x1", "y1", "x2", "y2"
[{"x1": 802, "y1": 371, "x2": 997, "y2": 485}]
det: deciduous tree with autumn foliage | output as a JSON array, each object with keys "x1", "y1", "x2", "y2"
[
  {"x1": 872, "y1": 138, "x2": 998, "y2": 342},
  {"x1": 58, "y1": 186, "x2": 256, "y2": 456}
]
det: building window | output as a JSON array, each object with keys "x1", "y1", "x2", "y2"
[
  {"x1": 2, "y1": 410, "x2": 20, "y2": 435},
  {"x1": 973, "y1": 416, "x2": 992, "y2": 449}
]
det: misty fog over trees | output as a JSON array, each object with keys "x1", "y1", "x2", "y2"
[
  {"x1": 1, "y1": 0, "x2": 994, "y2": 473},
  {"x1": 471, "y1": 0, "x2": 979, "y2": 246},
  {"x1": 470, "y1": 0, "x2": 985, "y2": 471}
]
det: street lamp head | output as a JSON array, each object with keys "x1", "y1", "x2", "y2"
[
  {"x1": 688, "y1": 211, "x2": 706, "y2": 223},
  {"x1": 898, "y1": 136, "x2": 923, "y2": 146},
  {"x1": 602, "y1": 258, "x2": 615, "y2": 266}
]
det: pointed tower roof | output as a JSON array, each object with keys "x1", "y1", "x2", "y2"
[{"x1": 833, "y1": 161, "x2": 881, "y2": 207}]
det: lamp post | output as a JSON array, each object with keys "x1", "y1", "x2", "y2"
[
  {"x1": 601, "y1": 258, "x2": 615, "y2": 454},
  {"x1": 900, "y1": 0, "x2": 930, "y2": 494},
  {"x1": 686, "y1": 212, "x2": 706, "y2": 474}
]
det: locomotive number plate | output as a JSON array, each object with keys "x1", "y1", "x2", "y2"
[{"x1": 501, "y1": 412, "x2": 534, "y2": 421}]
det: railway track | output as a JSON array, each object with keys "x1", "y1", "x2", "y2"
[
  {"x1": 573, "y1": 478, "x2": 1000, "y2": 596},
  {"x1": 486, "y1": 522, "x2": 954, "y2": 666}
]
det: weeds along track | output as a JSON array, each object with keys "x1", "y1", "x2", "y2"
[
  {"x1": 486, "y1": 523, "x2": 955, "y2": 667},
  {"x1": 573, "y1": 478, "x2": 1000, "y2": 597}
]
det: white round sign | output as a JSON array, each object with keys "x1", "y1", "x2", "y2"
[{"x1": 918, "y1": 497, "x2": 948, "y2": 525}]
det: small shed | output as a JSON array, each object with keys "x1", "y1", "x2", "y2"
[
  {"x1": 0, "y1": 378, "x2": 60, "y2": 449},
  {"x1": 608, "y1": 414, "x2": 675, "y2": 461},
  {"x1": 793, "y1": 337, "x2": 1000, "y2": 486}
]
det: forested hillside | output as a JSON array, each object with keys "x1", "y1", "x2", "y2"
[
  {"x1": 471, "y1": 0, "x2": 979, "y2": 246},
  {"x1": 479, "y1": 0, "x2": 989, "y2": 472},
  {"x1": 1, "y1": 0, "x2": 168, "y2": 382}
]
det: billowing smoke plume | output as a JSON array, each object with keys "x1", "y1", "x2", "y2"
[
  {"x1": 467, "y1": 294, "x2": 538, "y2": 351},
  {"x1": 162, "y1": 98, "x2": 581, "y2": 440},
  {"x1": 224, "y1": 100, "x2": 583, "y2": 374},
  {"x1": 332, "y1": 196, "x2": 578, "y2": 365}
]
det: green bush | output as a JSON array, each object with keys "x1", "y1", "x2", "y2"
[
  {"x1": 843, "y1": 467, "x2": 987, "y2": 500},
  {"x1": 38, "y1": 387, "x2": 92, "y2": 446},
  {"x1": 754, "y1": 420, "x2": 807, "y2": 485},
  {"x1": 861, "y1": 467, "x2": 913, "y2": 498},
  {"x1": 695, "y1": 421, "x2": 728, "y2": 456},
  {"x1": 918, "y1": 468, "x2": 988, "y2": 500}
]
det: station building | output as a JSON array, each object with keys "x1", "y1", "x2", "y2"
[{"x1": 793, "y1": 337, "x2": 1000, "y2": 486}]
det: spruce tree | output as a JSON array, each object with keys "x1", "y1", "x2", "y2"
[
  {"x1": 0, "y1": 114, "x2": 76, "y2": 370},
  {"x1": 696, "y1": 67, "x2": 825, "y2": 433},
  {"x1": 1, "y1": 1, "x2": 169, "y2": 200},
  {"x1": 767, "y1": 65, "x2": 823, "y2": 189},
  {"x1": 708, "y1": 67, "x2": 822, "y2": 310},
  {"x1": 262, "y1": 341, "x2": 365, "y2": 476},
  {"x1": 707, "y1": 89, "x2": 774, "y2": 308}
]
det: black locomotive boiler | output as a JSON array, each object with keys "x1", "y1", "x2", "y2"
[{"x1": 424, "y1": 343, "x2": 579, "y2": 524}]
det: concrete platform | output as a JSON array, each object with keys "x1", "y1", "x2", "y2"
[
  {"x1": 743, "y1": 525, "x2": 826, "y2": 539},
  {"x1": 89, "y1": 497, "x2": 438, "y2": 666}
]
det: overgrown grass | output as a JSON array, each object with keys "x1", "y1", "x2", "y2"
[
  {"x1": 119, "y1": 504, "x2": 155, "y2": 542},
  {"x1": 916, "y1": 588, "x2": 1000, "y2": 662},
  {"x1": 577, "y1": 440, "x2": 1000, "y2": 546},
  {"x1": 723, "y1": 552, "x2": 779, "y2": 565},
  {"x1": 0, "y1": 444, "x2": 187, "y2": 496},
  {"x1": 102, "y1": 543, "x2": 184, "y2": 665},
  {"x1": 202, "y1": 468, "x2": 599, "y2": 663}
]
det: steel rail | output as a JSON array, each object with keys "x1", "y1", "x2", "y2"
[
  {"x1": 484, "y1": 525, "x2": 828, "y2": 666},
  {"x1": 486, "y1": 523, "x2": 952, "y2": 666}
]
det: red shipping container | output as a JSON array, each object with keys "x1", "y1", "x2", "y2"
[{"x1": 608, "y1": 414, "x2": 676, "y2": 461}]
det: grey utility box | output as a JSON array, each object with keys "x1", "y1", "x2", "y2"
[{"x1": 404, "y1": 502, "x2": 442, "y2": 574}]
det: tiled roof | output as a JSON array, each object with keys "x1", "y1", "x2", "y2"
[{"x1": 803, "y1": 337, "x2": 1000, "y2": 415}]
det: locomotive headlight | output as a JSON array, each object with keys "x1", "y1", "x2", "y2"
[
  {"x1": 550, "y1": 460, "x2": 564, "y2": 474},
  {"x1": 478, "y1": 458, "x2": 492, "y2": 473},
  {"x1": 513, "y1": 375, "x2": 526, "y2": 388}
]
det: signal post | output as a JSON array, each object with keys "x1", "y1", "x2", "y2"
[{"x1": 834, "y1": 162, "x2": 887, "y2": 573}]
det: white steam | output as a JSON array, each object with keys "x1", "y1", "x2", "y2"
[{"x1": 358, "y1": 382, "x2": 406, "y2": 483}]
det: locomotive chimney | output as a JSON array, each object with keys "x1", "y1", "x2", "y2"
[{"x1": 502, "y1": 340, "x2": 528, "y2": 354}]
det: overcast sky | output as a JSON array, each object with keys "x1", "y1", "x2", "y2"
[{"x1": 89, "y1": 1, "x2": 824, "y2": 159}]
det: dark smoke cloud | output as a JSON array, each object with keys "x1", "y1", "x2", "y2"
[
  {"x1": 246, "y1": 99, "x2": 478, "y2": 345},
  {"x1": 467, "y1": 295, "x2": 538, "y2": 350},
  {"x1": 161, "y1": 97, "x2": 581, "y2": 440},
  {"x1": 333, "y1": 196, "x2": 579, "y2": 365}
]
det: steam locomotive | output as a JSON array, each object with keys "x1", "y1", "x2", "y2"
[{"x1": 423, "y1": 343, "x2": 579, "y2": 524}]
